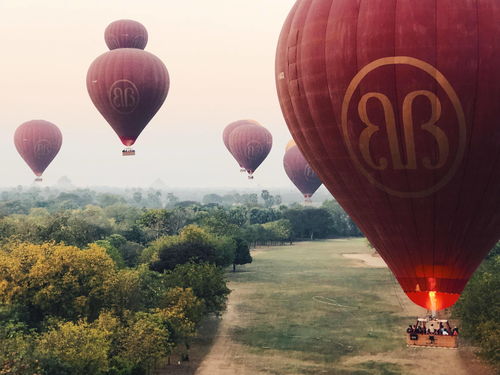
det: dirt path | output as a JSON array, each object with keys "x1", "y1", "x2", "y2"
[{"x1": 193, "y1": 285, "x2": 261, "y2": 375}]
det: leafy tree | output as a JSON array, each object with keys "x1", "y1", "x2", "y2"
[
  {"x1": 283, "y1": 208, "x2": 333, "y2": 240},
  {"x1": 453, "y1": 244, "x2": 499, "y2": 366},
  {"x1": 164, "y1": 262, "x2": 230, "y2": 316},
  {"x1": 148, "y1": 225, "x2": 235, "y2": 272},
  {"x1": 0, "y1": 242, "x2": 116, "y2": 323},
  {"x1": 261, "y1": 190, "x2": 275, "y2": 208},
  {"x1": 232, "y1": 238, "x2": 252, "y2": 272},
  {"x1": 37, "y1": 319, "x2": 111, "y2": 375},
  {"x1": 262, "y1": 219, "x2": 293, "y2": 243}
]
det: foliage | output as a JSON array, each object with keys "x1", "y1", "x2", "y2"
[
  {"x1": 233, "y1": 238, "x2": 252, "y2": 271},
  {"x1": 0, "y1": 242, "x2": 116, "y2": 323},
  {"x1": 164, "y1": 262, "x2": 230, "y2": 316},
  {"x1": 453, "y1": 243, "x2": 500, "y2": 366},
  {"x1": 147, "y1": 225, "x2": 235, "y2": 272},
  {"x1": 37, "y1": 319, "x2": 111, "y2": 375}
]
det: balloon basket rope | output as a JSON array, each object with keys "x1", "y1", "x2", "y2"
[{"x1": 122, "y1": 148, "x2": 136, "y2": 156}]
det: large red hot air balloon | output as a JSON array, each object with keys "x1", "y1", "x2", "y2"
[
  {"x1": 276, "y1": 0, "x2": 500, "y2": 312},
  {"x1": 87, "y1": 20, "x2": 169, "y2": 156},
  {"x1": 105, "y1": 19, "x2": 148, "y2": 50},
  {"x1": 14, "y1": 120, "x2": 62, "y2": 182},
  {"x1": 223, "y1": 119, "x2": 260, "y2": 172},
  {"x1": 228, "y1": 122, "x2": 272, "y2": 179},
  {"x1": 284, "y1": 142, "x2": 322, "y2": 202}
]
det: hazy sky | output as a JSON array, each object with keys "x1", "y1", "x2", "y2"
[{"x1": 0, "y1": 0, "x2": 329, "y2": 195}]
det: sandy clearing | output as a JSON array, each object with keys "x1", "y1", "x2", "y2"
[{"x1": 342, "y1": 253, "x2": 388, "y2": 268}]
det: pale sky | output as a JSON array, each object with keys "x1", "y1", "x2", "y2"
[{"x1": 0, "y1": 0, "x2": 330, "y2": 194}]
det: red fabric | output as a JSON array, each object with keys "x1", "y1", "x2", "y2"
[
  {"x1": 276, "y1": 0, "x2": 500, "y2": 310},
  {"x1": 284, "y1": 145, "x2": 322, "y2": 198},
  {"x1": 87, "y1": 48, "x2": 169, "y2": 147},
  {"x1": 223, "y1": 120, "x2": 261, "y2": 164},
  {"x1": 228, "y1": 123, "x2": 272, "y2": 174},
  {"x1": 104, "y1": 19, "x2": 148, "y2": 50},
  {"x1": 14, "y1": 120, "x2": 62, "y2": 177}
]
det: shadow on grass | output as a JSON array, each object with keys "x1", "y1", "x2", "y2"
[{"x1": 154, "y1": 315, "x2": 221, "y2": 375}]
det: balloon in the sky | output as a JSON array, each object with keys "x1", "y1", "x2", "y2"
[
  {"x1": 276, "y1": 0, "x2": 500, "y2": 312},
  {"x1": 87, "y1": 20, "x2": 169, "y2": 156},
  {"x1": 228, "y1": 122, "x2": 272, "y2": 179},
  {"x1": 283, "y1": 143, "x2": 322, "y2": 202},
  {"x1": 285, "y1": 139, "x2": 296, "y2": 151},
  {"x1": 105, "y1": 19, "x2": 148, "y2": 50},
  {"x1": 223, "y1": 119, "x2": 260, "y2": 172},
  {"x1": 14, "y1": 120, "x2": 62, "y2": 182}
]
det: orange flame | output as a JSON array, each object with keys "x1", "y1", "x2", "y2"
[{"x1": 429, "y1": 291, "x2": 437, "y2": 315}]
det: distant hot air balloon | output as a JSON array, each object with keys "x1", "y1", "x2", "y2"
[
  {"x1": 285, "y1": 139, "x2": 296, "y2": 152},
  {"x1": 284, "y1": 143, "x2": 322, "y2": 203},
  {"x1": 14, "y1": 120, "x2": 62, "y2": 182},
  {"x1": 228, "y1": 122, "x2": 272, "y2": 179},
  {"x1": 87, "y1": 20, "x2": 169, "y2": 156},
  {"x1": 223, "y1": 119, "x2": 261, "y2": 172},
  {"x1": 105, "y1": 19, "x2": 148, "y2": 50},
  {"x1": 276, "y1": 0, "x2": 500, "y2": 313}
]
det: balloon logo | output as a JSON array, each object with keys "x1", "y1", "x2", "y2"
[
  {"x1": 341, "y1": 57, "x2": 467, "y2": 198},
  {"x1": 109, "y1": 80, "x2": 140, "y2": 114},
  {"x1": 34, "y1": 140, "x2": 53, "y2": 159}
]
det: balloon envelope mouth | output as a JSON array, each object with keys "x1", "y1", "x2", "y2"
[
  {"x1": 119, "y1": 137, "x2": 136, "y2": 147},
  {"x1": 405, "y1": 291, "x2": 460, "y2": 311}
]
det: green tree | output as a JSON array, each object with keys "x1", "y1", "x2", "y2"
[
  {"x1": 232, "y1": 238, "x2": 252, "y2": 272},
  {"x1": 164, "y1": 262, "x2": 230, "y2": 316},
  {"x1": 453, "y1": 244, "x2": 499, "y2": 366}
]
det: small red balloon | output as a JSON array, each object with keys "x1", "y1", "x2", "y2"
[
  {"x1": 228, "y1": 122, "x2": 272, "y2": 178},
  {"x1": 14, "y1": 120, "x2": 62, "y2": 180},
  {"x1": 284, "y1": 144, "x2": 322, "y2": 201},
  {"x1": 223, "y1": 119, "x2": 260, "y2": 170}
]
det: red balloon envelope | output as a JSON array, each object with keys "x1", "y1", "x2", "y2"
[
  {"x1": 105, "y1": 19, "x2": 148, "y2": 50},
  {"x1": 228, "y1": 122, "x2": 272, "y2": 179},
  {"x1": 223, "y1": 119, "x2": 260, "y2": 171},
  {"x1": 87, "y1": 21, "x2": 169, "y2": 155},
  {"x1": 284, "y1": 144, "x2": 322, "y2": 202},
  {"x1": 276, "y1": 0, "x2": 500, "y2": 311},
  {"x1": 14, "y1": 120, "x2": 62, "y2": 181}
]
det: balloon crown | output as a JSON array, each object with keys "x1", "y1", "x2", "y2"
[{"x1": 104, "y1": 19, "x2": 148, "y2": 50}]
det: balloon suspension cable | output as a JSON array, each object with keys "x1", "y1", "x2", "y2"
[
  {"x1": 247, "y1": 171, "x2": 254, "y2": 180},
  {"x1": 304, "y1": 194, "x2": 312, "y2": 204},
  {"x1": 122, "y1": 147, "x2": 136, "y2": 156}
]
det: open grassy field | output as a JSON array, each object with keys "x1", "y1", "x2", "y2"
[{"x1": 159, "y1": 239, "x2": 493, "y2": 375}]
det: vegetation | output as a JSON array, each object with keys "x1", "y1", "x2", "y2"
[
  {"x1": 453, "y1": 242, "x2": 500, "y2": 367},
  {"x1": 0, "y1": 186, "x2": 362, "y2": 374}
]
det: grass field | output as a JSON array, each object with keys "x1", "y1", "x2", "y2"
[
  {"x1": 159, "y1": 239, "x2": 493, "y2": 375},
  {"x1": 227, "y1": 239, "x2": 407, "y2": 374}
]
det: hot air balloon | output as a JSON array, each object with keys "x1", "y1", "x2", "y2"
[
  {"x1": 228, "y1": 122, "x2": 272, "y2": 179},
  {"x1": 276, "y1": 0, "x2": 500, "y2": 313},
  {"x1": 285, "y1": 139, "x2": 296, "y2": 152},
  {"x1": 14, "y1": 120, "x2": 62, "y2": 182},
  {"x1": 87, "y1": 20, "x2": 169, "y2": 156},
  {"x1": 105, "y1": 19, "x2": 148, "y2": 50},
  {"x1": 223, "y1": 119, "x2": 261, "y2": 172},
  {"x1": 284, "y1": 143, "x2": 322, "y2": 203}
]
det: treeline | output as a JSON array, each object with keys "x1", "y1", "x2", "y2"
[
  {"x1": 0, "y1": 187, "x2": 361, "y2": 374},
  {"x1": 453, "y1": 242, "x2": 499, "y2": 367}
]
